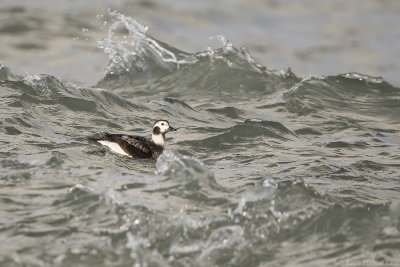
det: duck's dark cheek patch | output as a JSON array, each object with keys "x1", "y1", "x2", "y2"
[{"x1": 152, "y1": 126, "x2": 161, "y2": 135}]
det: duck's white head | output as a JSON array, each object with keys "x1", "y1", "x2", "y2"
[{"x1": 152, "y1": 120, "x2": 177, "y2": 146}]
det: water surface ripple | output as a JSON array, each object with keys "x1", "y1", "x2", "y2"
[{"x1": 1, "y1": 12, "x2": 400, "y2": 266}]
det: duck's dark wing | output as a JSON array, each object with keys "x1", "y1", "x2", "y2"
[{"x1": 119, "y1": 135, "x2": 154, "y2": 158}]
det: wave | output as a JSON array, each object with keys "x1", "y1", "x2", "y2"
[
  {"x1": 0, "y1": 73, "x2": 149, "y2": 122},
  {"x1": 0, "y1": 63, "x2": 20, "y2": 81},
  {"x1": 283, "y1": 73, "x2": 400, "y2": 116},
  {"x1": 95, "y1": 12, "x2": 299, "y2": 99},
  {"x1": 1, "y1": 10, "x2": 400, "y2": 266},
  {"x1": 144, "y1": 152, "x2": 398, "y2": 265},
  {"x1": 2, "y1": 11, "x2": 399, "y2": 119},
  {"x1": 187, "y1": 119, "x2": 295, "y2": 150}
]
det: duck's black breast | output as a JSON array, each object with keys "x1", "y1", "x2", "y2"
[{"x1": 99, "y1": 133, "x2": 164, "y2": 159}]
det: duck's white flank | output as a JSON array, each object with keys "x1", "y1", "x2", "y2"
[{"x1": 98, "y1": 141, "x2": 132, "y2": 157}]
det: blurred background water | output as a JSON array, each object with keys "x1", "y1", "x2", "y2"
[{"x1": 1, "y1": 0, "x2": 400, "y2": 266}]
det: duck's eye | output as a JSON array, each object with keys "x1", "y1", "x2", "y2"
[{"x1": 161, "y1": 123, "x2": 164, "y2": 126}]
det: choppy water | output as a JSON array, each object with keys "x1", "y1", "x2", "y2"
[{"x1": 1, "y1": 9, "x2": 400, "y2": 267}]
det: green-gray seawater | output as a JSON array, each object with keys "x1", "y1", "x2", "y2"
[{"x1": 1, "y1": 6, "x2": 400, "y2": 267}]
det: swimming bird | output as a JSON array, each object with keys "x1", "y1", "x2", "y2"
[{"x1": 89, "y1": 120, "x2": 177, "y2": 160}]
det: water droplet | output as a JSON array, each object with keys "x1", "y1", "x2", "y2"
[{"x1": 70, "y1": 248, "x2": 80, "y2": 254}]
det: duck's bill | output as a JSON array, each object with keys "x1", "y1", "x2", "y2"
[{"x1": 168, "y1": 126, "x2": 177, "y2": 131}]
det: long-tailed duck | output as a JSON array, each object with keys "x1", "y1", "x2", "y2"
[{"x1": 89, "y1": 120, "x2": 177, "y2": 160}]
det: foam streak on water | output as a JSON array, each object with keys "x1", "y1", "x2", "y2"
[{"x1": 1, "y1": 12, "x2": 400, "y2": 266}]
